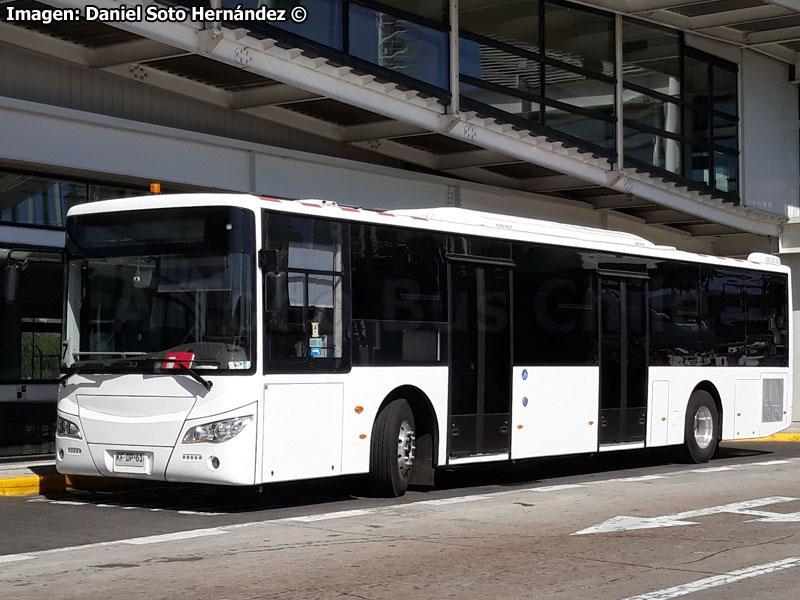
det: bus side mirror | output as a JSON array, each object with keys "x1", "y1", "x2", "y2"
[
  {"x1": 1, "y1": 264, "x2": 20, "y2": 303},
  {"x1": 265, "y1": 271, "x2": 289, "y2": 313}
]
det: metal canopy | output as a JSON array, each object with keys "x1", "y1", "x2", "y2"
[
  {"x1": 578, "y1": 0, "x2": 800, "y2": 64},
  {"x1": 0, "y1": 0, "x2": 792, "y2": 241}
]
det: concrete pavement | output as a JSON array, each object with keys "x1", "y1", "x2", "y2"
[{"x1": 2, "y1": 422, "x2": 799, "y2": 496}]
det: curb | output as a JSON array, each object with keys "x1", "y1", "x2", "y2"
[
  {"x1": 0, "y1": 474, "x2": 67, "y2": 497},
  {"x1": 736, "y1": 433, "x2": 800, "y2": 443},
  {"x1": 0, "y1": 473, "x2": 156, "y2": 497}
]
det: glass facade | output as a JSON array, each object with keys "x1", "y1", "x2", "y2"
[
  {"x1": 0, "y1": 171, "x2": 145, "y2": 457},
  {"x1": 168, "y1": 0, "x2": 743, "y2": 199},
  {"x1": 459, "y1": 0, "x2": 617, "y2": 156},
  {"x1": 622, "y1": 21, "x2": 739, "y2": 198},
  {"x1": 0, "y1": 171, "x2": 144, "y2": 228}
]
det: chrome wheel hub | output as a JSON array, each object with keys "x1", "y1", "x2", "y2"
[
  {"x1": 693, "y1": 406, "x2": 714, "y2": 449},
  {"x1": 397, "y1": 420, "x2": 415, "y2": 477}
]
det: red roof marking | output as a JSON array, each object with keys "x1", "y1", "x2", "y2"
[
  {"x1": 340, "y1": 207, "x2": 360, "y2": 212},
  {"x1": 377, "y1": 212, "x2": 396, "y2": 217},
  {"x1": 410, "y1": 216, "x2": 428, "y2": 221},
  {"x1": 260, "y1": 196, "x2": 281, "y2": 203},
  {"x1": 300, "y1": 202, "x2": 322, "y2": 208}
]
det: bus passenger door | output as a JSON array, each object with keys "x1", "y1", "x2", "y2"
[
  {"x1": 448, "y1": 260, "x2": 512, "y2": 460},
  {"x1": 599, "y1": 276, "x2": 648, "y2": 446}
]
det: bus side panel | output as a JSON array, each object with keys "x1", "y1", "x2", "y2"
[
  {"x1": 648, "y1": 366, "x2": 791, "y2": 446},
  {"x1": 261, "y1": 382, "x2": 344, "y2": 483},
  {"x1": 337, "y1": 367, "x2": 449, "y2": 476},
  {"x1": 510, "y1": 366, "x2": 599, "y2": 459}
]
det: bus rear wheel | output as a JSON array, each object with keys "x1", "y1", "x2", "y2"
[
  {"x1": 369, "y1": 399, "x2": 416, "y2": 497},
  {"x1": 684, "y1": 390, "x2": 719, "y2": 463}
]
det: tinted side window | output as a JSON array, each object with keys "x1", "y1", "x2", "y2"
[
  {"x1": 263, "y1": 213, "x2": 348, "y2": 372},
  {"x1": 351, "y1": 225, "x2": 447, "y2": 365},
  {"x1": 513, "y1": 244, "x2": 597, "y2": 365},
  {"x1": 701, "y1": 267, "x2": 788, "y2": 367},
  {"x1": 649, "y1": 261, "x2": 702, "y2": 366},
  {"x1": 351, "y1": 225, "x2": 446, "y2": 322}
]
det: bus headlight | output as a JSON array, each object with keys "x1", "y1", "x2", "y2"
[
  {"x1": 182, "y1": 415, "x2": 252, "y2": 444},
  {"x1": 56, "y1": 416, "x2": 82, "y2": 439}
]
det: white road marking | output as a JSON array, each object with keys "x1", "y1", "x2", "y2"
[
  {"x1": 415, "y1": 493, "x2": 498, "y2": 506},
  {"x1": 279, "y1": 509, "x2": 380, "y2": 523},
  {"x1": 120, "y1": 528, "x2": 227, "y2": 545},
  {"x1": 29, "y1": 498, "x2": 223, "y2": 516},
  {"x1": 0, "y1": 555, "x2": 35, "y2": 564},
  {"x1": 526, "y1": 484, "x2": 585, "y2": 492},
  {"x1": 621, "y1": 556, "x2": 800, "y2": 600},
  {"x1": 588, "y1": 475, "x2": 666, "y2": 484},
  {"x1": 4, "y1": 457, "x2": 798, "y2": 567},
  {"x1": 573, "y1": 496, "x2": 798, "y2": 535}
]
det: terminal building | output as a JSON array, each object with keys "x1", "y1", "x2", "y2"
[{"x1": 1, "y1": 0, "x2": 799, "y2": 456}]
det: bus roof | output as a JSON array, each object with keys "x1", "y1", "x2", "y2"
[{"x1": 67, "y1": 193, "x2": 786, "y2": 272}]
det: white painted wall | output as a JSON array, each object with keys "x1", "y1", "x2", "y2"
[
  {"x1": 0, "y1": 95, "x2": 719, "y2": 253},
  {"x1": 740, "y1": 50, "x2": 799, "y2": 217}
]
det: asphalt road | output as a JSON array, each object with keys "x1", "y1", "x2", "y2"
[{"x1": 2, "y1": 442, "x2": 800, "y2": 599}]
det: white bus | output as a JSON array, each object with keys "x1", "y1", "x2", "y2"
[{"x1": 56, "y1": 194, "x2": 792, "y2": 496}]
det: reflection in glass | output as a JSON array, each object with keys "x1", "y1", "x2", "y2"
[
  {"x1": 65, "y1": 207, "x2": 255, "y2": 370},
  {"x1": 623, "y1": 90, "x2": 680, "y2": 132},
  {"x1": 623, "y1": 128, "x2": 680, "y2": 174},
  {"x1": 687, "y1": 145, "x2": 710, "y2": 186},
  {"x1": 0, "y1": 172, "x2": 87, "y2": 227},
  {"x1": 459, "y1": 0, "x2": 540, "y2": 52},
  {"x1": 545, "y1": 106, "x2": 614, "y2": 148},
  {"x1": 461, "y1": 84, "x2": 541, "y2": 124},
  {"x1": 378, "y1": 0, "x2": 448, "y2": 22},
  {"x1": 684, "y1": 104, "x2": 710, "y2": 145},
  {"x1": 714, "y1": 151, "x2": 738, "y2": 195},
  {"x1": 713, "y1": 114, "x2": 737, "y2": 150},
  {"x1": 545, "y1": 65, "x2": 614, "y2": 115},
  {"x1": 684, "y1": 54, "x2": 709, "y2": 105},
  {"x1": 544, "y1": 1, "x2": 614, "y2": 76},
  {"x1": 226, "y1": 0, "x2": 344, "y2": 50},
  {"x1": 698, "y1": 267, "x2": 787, "y2": 367},
  {"x1": 622, "y1": 21, "x2": 680, "y2": 97},
  {"x1": 349, "y1": 2, "x2": 448, "y2": 89},
  {"x1": 648, "y1": 261, "x2": 701, "y2": 366},
  {"x1": 0, "y1": 252, "x2": 63, "y2": 383},
  {"x1": 460, "y1": 38, "x2": 541, "y2": 96},
  {"x1": 713, "y1": 65, "x2": 737, "y2": 116}
]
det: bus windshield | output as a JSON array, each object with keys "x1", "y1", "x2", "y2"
[{"x1": 63, "y1": 206, "x2": 255, "y2": 373}]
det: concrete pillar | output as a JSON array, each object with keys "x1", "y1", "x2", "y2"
[{"x1": 779, "y1": 252, "x2": 800, "y2": 423}]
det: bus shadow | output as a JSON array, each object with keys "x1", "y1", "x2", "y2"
[
  {"x1": 48, "y1": 444, "x2": 778, "y2": 514},
  {"x1": 424, "y1": 444, "x2": 775, "y2": 492}
]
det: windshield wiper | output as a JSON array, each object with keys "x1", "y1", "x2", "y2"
[
  {"x1": 168, "y1": 359, "x2": 214, "y2": 392},
  {"x1": 61, "y1": 355, "x2": 215, "y2": 392}
]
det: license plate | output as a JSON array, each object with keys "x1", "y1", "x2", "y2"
[{"x1": 114, "y1": 451, "x2": 145, "y2": 469}]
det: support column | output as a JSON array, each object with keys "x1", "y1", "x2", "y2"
[
  {"x1": 614, "y1": 14, "x2": 624, "y2": 171},
  {"x1": 779, "y1": 252, "x2": 800, "y2": 424},
  {"x1": 448, "y1": 0, "x2": 459, "y2": 115}
]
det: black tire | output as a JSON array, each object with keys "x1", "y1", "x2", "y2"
[
  {"x1": 369, "y1": 399, "x2": 415, "y2": 497},
  {"x1": 684, "y1": 390, "x2": 719, "y2": 463}
]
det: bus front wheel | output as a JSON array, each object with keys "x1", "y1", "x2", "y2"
[
  {"x1": 369, "y1": 399, "x2": 416, "y2": 497},
  {"x1": 684, "y1": 390, "x2": 719, "y2": 463}
]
